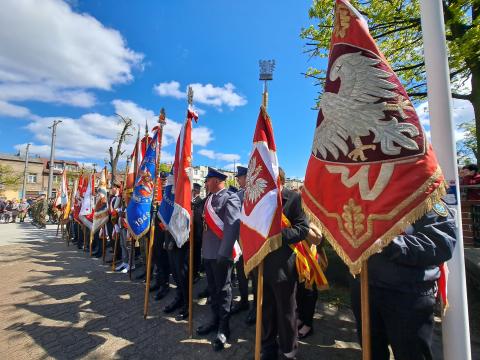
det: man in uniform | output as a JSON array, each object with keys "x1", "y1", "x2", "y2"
[
  {"x1": 350, "y1": 203, "x2": 456, "y2": 360},
  {"x1": 196, "y1": 167, "x2": 241, "y2": 351},
  {"x1": 261, "y1": 167, "x2": 309, "y2": 360}
]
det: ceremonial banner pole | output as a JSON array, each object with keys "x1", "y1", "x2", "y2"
[
  {"x1": 129, "y1": 128, "x2": 141, "y2": 280},
  {"x1": 144, "y1": 108, "x2": 167, "y2": 319},
  {"x1": 83, "y1": 224, "x2": 86, "y2": 252},
  {"x1": 187, "y1": 87, "x2": 195, "y2": 337},
  {"x1": 254, "y1": 60, "x2": 275, "y2": 360},
  {"x1": 360, "y1": 262, "x2": 371, "y2": 360},
  {"x1": 89, "y1": 171, "x2": 96, "y2": 257},
  {"x1": 420, "y1": 1, "x2": 471, "y2": 359}
]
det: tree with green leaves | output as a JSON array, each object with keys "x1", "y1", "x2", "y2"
[
  {"x1": 301, "y1": 0, "x2": 479, "y2": 152},
  {"x1": 0, "y1": 164, "x2": 21, "y2": 188},
  {"x1": 457, "y1": 119, "x2": 477, "y2": 164}
]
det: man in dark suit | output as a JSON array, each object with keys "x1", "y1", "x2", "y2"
[
  {"x1": 196, "y1": 167, "x2": 241, "y2": 351},
  {"x1": 192, "y1": 183, "x2": 204, "y2": 281},
  {"x1": 261, "y1": 167, "x2": 309, "y2": 360},
  {"x1": 350, "y1": 203, "x2": 456, "y2": 360}
]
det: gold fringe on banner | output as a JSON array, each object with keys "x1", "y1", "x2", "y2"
[{"x1": 302, "y1": 171, "x2": 447, "y2": 275}]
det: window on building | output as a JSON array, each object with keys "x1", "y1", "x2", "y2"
[
  {"x1": 27, "y1": 173, "x2": 37, "y2": 183},
  {"x1": 53, "y1": 163, "x2": 63, "y2": 171},
  {"x1": 53, "y1": 175, "x2": 61, "y2": 183}
]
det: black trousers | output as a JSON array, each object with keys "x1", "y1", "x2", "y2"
[
  {"x1": 204, "y1": 258, "x2": 233, "y2": 334},
  {"x1": 350, "y1": 280, "x2": 436, "y2": 360},
  {"x1": 235, "y1": 255, "x2": 257, "y2": 305},
  {"x1": 152, "y1": 230, "x2": 170, "y2": 286},
  {"x1": 296, "y1": 282, "x2": 318, "y2": 328},
  {"x1": 168, "y1": 243, "x2": 189, "y2": 309},
  {"x1": 261, "y1": 277, "x2": 298, "y2": 356}
]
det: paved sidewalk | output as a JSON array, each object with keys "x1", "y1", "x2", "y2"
[
  {"x1": 0, "y1": 222, "x2": 477, "y2": 359},
  {"x1": 0, "y1": 222, "x2": 361, "y2": 359}
]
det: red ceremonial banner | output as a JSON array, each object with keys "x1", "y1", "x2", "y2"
[
  {"x1": 301, "y1": 0, "x2": 445, "y2": 274},
  {"x1": 240, "y1": 107, "x2": 283, "y2": 275}
]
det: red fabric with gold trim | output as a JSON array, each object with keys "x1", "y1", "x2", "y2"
[
  {"x1": 240, "y1": 108, "x2": 283, "y2": 275},
  {"x1": 301, "y1": 0, "x2": 445, "y2": 274}
]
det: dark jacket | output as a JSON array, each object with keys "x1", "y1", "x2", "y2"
[
  {"x1": 368, "y1": 203, "x2": 456, "y2": 294},
  {"x1": 263, "y1": 188, "x2": 309, "y2": 283}
]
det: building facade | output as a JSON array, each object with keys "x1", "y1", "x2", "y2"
[{"x1": 0, "y1": 153, "x2": 80, "y2": 200}]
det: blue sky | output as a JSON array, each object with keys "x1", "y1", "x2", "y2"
[
  {"x1": 0, "y1": 0, "x2": 324, "y2": 179},
  {"x1": 0, "y1": 0, "x2": 474, "y2": 178}
]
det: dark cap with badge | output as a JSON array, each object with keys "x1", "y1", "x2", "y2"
[
  {"x1": 205, "y1": 167, "x2": 227, "y2": 181},
  {"x1": 193, "y1": 183, "x2": 201, "y2": 190},
  {"x1": 235, "y1": 166, "x2": 248, "y2": 178},
  {"x1": 159, "y1": 171, "x2": 168, "y2": 179}
]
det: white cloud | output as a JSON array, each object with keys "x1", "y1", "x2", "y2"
[
  {"x1": 153, "y1": 81, "x2": 247, "y2": 110},
  {"x1": 415, "y1": 99, "x2": 475, "y2": 143},
  {"x1": 0, "y1": 0, "x2": 143, "y2": 108},
  {"x1": 0, "y1": 100, "x2": 31, "y2": 118},
  {"x1": 153, "y1": 81, "x2": 185, "y2": 99},
  {"x1": 198, "y1": 149, "x2": 240, "y2": 162},
  {"x1": 14, "y1": 100, "x2": 214, "y2": 163}
]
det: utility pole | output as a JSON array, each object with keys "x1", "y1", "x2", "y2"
[
  {"x1": 21, "y1": 143, "x2": 30, "y2": 199},
  {"x1": 47, "y1": 120, "x2": 62, "y2": 200}
]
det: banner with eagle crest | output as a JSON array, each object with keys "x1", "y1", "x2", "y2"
[
  {"x1": 240, "y1": 106, "x2": 283, "y2": 275},
  {"x1": 301, "y1": 0, "x2": 446, "y2": 274}
]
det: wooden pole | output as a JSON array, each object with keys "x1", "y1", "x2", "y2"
[
  {"x1": 89, "y1": 228, "x2": 93, "y2": 256},
  {"x1": 102, "y1": 226, "x2": 107, "y2": 264},
  {"x1": 254, "y1": 63, "x2": 272, "y2": 360},
  {"x1": 144, "y1": 225, "x2": 156, "y2": 318},
  {"x1": 254, "y1": 262, "x2": 264, "y2": 360},
  {"x1": 188, "y1": 221, "x2": 194, "y2": 337},
  {"x1": 361, "y1": 261, "x2": 371, "y2": 360},
  {"x1": 83, "y1": 224, "x2": 87, "y2": 253},
  {"x1": 128, "y1": 235, "x2": 134, "y2": 280},
  {"x1": 112, "y1": 232, "x2": 119, "y2": 271}
]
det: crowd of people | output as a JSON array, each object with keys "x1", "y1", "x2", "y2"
[{"x1": 15, "y1": 165, "x2": 456, "y2": 360}]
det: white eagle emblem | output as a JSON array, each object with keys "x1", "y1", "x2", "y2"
[
  {"x1": 313, "y1": 52, "x2": 419, "y2": 162},
  {"x1": 245, "y1": 157, "x2": 268, "y2": 204}
]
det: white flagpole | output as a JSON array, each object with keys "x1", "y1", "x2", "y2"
[{"x1": 419, "y1": 1, "x2": 471, "y2": 359}]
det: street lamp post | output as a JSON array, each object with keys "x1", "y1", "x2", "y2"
[
  {"x1": 47, "y1": 120, "x2": 62, "y2": 200},
  {"x1": 21, "y1": 143, "x2": 30, "y2": 199}
]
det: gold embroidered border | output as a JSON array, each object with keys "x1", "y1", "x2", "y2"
[
  {"x1": 303, "y1": 166, "x2": 444, "y2": 248},
  {"x1": 243, "y1": 233, "x2": 282, "y2": 276},
  {"x1": 302, "y1": 169, "x2": 446, "y2": 275}
]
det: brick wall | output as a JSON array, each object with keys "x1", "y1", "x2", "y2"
[{"x1": 461, "y1": 200, "x2": 478, "y2": 247}]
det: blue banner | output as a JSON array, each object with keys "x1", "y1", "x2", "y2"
[{"x1": 126, "y1": 132, "x2": 158, "y2": 239}]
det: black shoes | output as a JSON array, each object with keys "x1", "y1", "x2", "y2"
[
  {"x1": 175, "y1": 308, "x2": 189, "y2": 321},
  {"x1": 163, "y1": 298, "x2": 183, "y2": 314},
  {"x1": 231, "y1": 301, "x2": 249, "y2": 315},
  {"x1": 212, "y1": 332, "x2": 228, "y2": 351},
  {"x1": 196, "y1": 321, "x2": 218, "y2": 336},
  {"x1": 154, "y1": 285, "x2": 170, "y2": 301}
]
